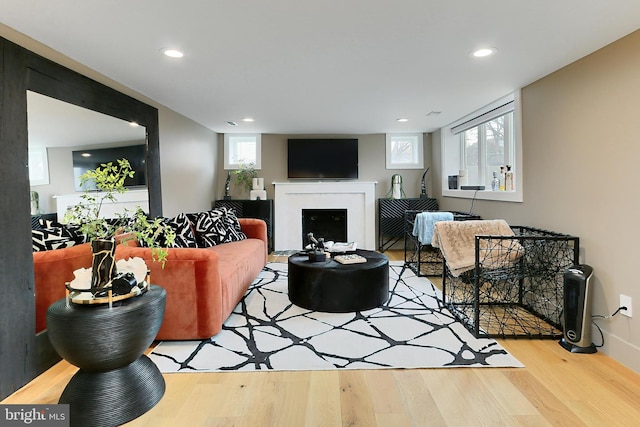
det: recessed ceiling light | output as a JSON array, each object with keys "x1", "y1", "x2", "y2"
[
  {"x1": 81, "y1": 153, "x2": 91, "y2": 158},
  {"x1": 396, "y1": 118, "x2": 409, "y2": 122},
  {"x1": 241, "y1": 118, "x2": 255, "y2": 122},
  {"x1": 163, "y1": 49, "x2": 184, "y2": 58},
  {"x1": 471, "y1": 47, "x2": 497, "y2": 58},
  {"x1": 426, "y1": 111, "x2": 442, "y2": 117}
]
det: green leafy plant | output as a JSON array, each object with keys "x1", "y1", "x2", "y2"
[
  {"x1": 64, "y1": 158, "x2": 175, "y2": 266},
  {"x1": 233, "y1": 162, "x2": 258, "y2": 193}
]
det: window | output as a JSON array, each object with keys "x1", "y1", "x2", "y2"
[
  {"x1": 461, "y1": 112, "x2": 513, "y2": 187},
  {"x1": 224, "y1": 134, "x2": 262, "y2": 170},
  {"x1": 441, "y1": 92, "x2": 522, "y2": 202},
  {"x1": 28, "y1": 147, "x2": 50, "y2": 186},
  {"x1": 386, "y1": 133, "x2": 424, "y2": 169}
]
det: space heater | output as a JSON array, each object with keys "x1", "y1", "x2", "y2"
[{"x1": 559, "y1": 264, "x2": 597, "y2": 354}]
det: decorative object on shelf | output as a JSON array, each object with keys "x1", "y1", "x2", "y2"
[
  {"x1": 448, "y1": 175, "x2": 458, "y2": 189},
  {"x1": 223, "y1": 171, "x2": 231, "y2": 200},
  {"x1": 250, "y1": 177, "x2": 267, "y2": 200},
  {"x1": 387, "y1": 174, "x2": 406, "y2": 199},
  {"x1": 458, "y1": 169, "x2": 468, "y2": 187},
  {"x1": 30, "y1": 190, "x2": 41, "y2": 215},
  {"x1": 419, "y1": 167, "x2": 430, "y2": 198},
  {"x1": 90, "y1": 238, "x2": 117, "y2": 293},
  {"x1": 233, "y1": 162, "x2": 257, "y2": 195},
  {"x1": 67, "y1": 257, "x2": 150, "y2": 305},
  {"x1": 252, "y1": 177, "x2": 264, "y2": 190},
  {"x1": 305, "y1": 232, "x2": 327, "y2": 262},
  {"x1": 63, "y1": 158, "x2": 175, "y2": 303},
  {"x1": 491, "y1": 171, "x2": 500, "y2": 191}
]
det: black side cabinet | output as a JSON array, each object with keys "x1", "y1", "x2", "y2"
[
  {"x1": 214, "y1": 199, "x2": 274, "y2": 252},
  {"x1": 378, "y1": 198, "x2": 438, "y2": 251}
]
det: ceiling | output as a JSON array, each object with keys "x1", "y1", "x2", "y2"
[{"x1": 3, "y1": 1, "x2": 640, "y2": 135}]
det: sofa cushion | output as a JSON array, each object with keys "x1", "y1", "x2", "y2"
[
  {"x1": 139, "y1": 213, "x2": 198, "y2": 248},
  {"x1": 32, "y1": 227, "x2": 77, "y2": 252},
  {"x1": 194, "y1": 207, "x2": 247, "y2": 247},
  {"x1": 38, "y1": 218, "x2": 88, "y2": 245}
]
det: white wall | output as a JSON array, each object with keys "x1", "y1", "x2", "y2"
[{"x1": 158, "y1": 108, "x2": 217, "y2": 217}]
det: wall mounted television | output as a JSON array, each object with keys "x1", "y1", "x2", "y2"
[
  {"x1": 287, "y1": 139, "x2": 358, "y2": 179},
  {"x1": 72, "y1": 144, "x2": 147, "y2": 191}
]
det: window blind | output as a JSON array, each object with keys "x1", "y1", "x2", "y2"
[{"x1": 451, "y1": 100, "x2": 514, "y2": 135}]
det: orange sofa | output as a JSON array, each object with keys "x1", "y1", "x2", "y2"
[
  {"x1": 33, "y1": 218, "x2": 268, "y2": 340},
  {"x1": 33, "y1": 242, "x2": 93, "y2": 334},
  {"x1": 115, "y1": 218, "x2": 268, "y2": 340}
]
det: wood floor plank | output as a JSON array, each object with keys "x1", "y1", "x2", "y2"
[
  {"x1": 474, "y1": 369, "x2": 540, "y2": 416},
  {"x1": 339, "y1": 370, "x2": 378, "y2": 426},
  {"x1": 393, "y1": 369, "x2": 447, "y2": 426},
  {"x1": 426, "y1": 369, "x2": 491, "y2": 426},
  {"x1": 503, "y1": 370, "x2": 588, "y2": 427},
  {"x1": 307, "y1": 370, "x2": 342, "y2": 426},
  {"x1": 365, "y1": 370, "x2": 405, "y2": 416}
]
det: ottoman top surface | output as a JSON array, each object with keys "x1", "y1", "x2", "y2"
[{"x1": 289, "y1": 249, "x2": 388, "y2": 270}]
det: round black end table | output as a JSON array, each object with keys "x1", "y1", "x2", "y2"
[
  {"x1": 47, "y1": 285, "x2": 166, "y2": 427},
  {"x1": 288, "y1": 249, "x2": 389, "y2": 312}
]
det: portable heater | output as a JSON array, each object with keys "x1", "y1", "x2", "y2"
[{"x1": 559, "y1": 264, "x2": 597, "y2": 354}]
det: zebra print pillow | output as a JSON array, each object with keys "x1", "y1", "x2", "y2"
[
  {"x1": 194, "y1": 208, "x2": 247, "y2": 247},
  {"x1": 38, "y1": 219, "x2": 87, "y2": 244},
  {"x1": 32, "y1": 227, "x2": 77, "y2": 252},
  {"x1": 139, "y1": 213, "x2": 198, "y2": 248}
]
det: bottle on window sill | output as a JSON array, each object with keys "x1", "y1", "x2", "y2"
[
  {"x1": 505, "y1": 165, "x2": 514, "y2": 191},
  {"x1": 499, "y1": 166, "x2": 506, "y2": 191},
  {"x1": 491, "y1": 171, "x2": 500, "y2": 191}
]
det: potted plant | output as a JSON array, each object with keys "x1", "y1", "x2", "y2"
[
  {"x1": 64, "y1": 158, "x2": 175, "y2": 296},
  {"x1": 233, "y1": 162, "x2": 258, "y2": 194}
]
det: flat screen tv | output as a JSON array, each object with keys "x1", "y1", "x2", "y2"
[
  {"x1": 72, "y1": 144, "x2": 147, "y2": 191},
  {"x1": 287, "y1": 139, "x2": 358, "y2": 179}
]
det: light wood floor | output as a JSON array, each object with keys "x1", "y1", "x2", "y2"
[{"x1": 4, "y1": 251, "x2": 640, "y2": 426}]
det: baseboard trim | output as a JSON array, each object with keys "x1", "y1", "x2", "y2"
[{"x1": 594, "y1": 326, "x2": 640, "y2": 373}]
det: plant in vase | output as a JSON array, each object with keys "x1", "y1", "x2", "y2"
[
  {"x1": 64, "y1": 158, "x2": 175, "y2": 298},
  {"x1": 233, "y1": 162, "x2": 258, "y2": 195}
]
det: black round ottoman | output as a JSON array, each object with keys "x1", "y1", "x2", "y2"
[
  {"x1": 288, "y1": 249, "x2": 389, "y2": 312},
  {"x1": 47, "y1": 285, "x2": 166, "y2": 427}
]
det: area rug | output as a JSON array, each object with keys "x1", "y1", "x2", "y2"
[
  {"x1": 272, "y1": 249, "x2": 300, "y2": 256},
  {"x1": 150, "y1": 262, "x2": 523, "y2": 372}
]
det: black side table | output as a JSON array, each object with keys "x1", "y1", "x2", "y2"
[
  {"x1": 47, "y1": 285, "x2": 166, "y2": 427},
  {"x1": 378, "y1": 198, "x2": 439, "y2": 251}
]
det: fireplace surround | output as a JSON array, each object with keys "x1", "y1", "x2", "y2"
[{"x1": 273, "y1": 181, "x2": 377, "y2": 251}]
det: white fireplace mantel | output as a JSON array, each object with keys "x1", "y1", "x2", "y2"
[{"x1": 273, "y1": 181, "x2": 377, "y2": 251}]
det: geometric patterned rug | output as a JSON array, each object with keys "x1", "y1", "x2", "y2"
[{"x1": 149, "y1": 261, "x2": 523, "y2": 372}]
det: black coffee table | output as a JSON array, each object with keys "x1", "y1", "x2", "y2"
[{"x1": 288, "y1": 249, "x2": 389, "y2": 312}]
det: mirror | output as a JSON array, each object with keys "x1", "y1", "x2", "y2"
[
  {"x1": 27, "y1": 91, "x2": 147, "y2": 216},
  {"x1": 27, "y1": 91, "x2": 149, "y2": 374},
  {"x1": 0, "y1": 37, "x2": 163, "y2": 399}
]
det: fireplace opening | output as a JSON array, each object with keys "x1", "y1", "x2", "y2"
[{"x1": 302, "y1": 209, "x2": 347, "y2": 248}]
